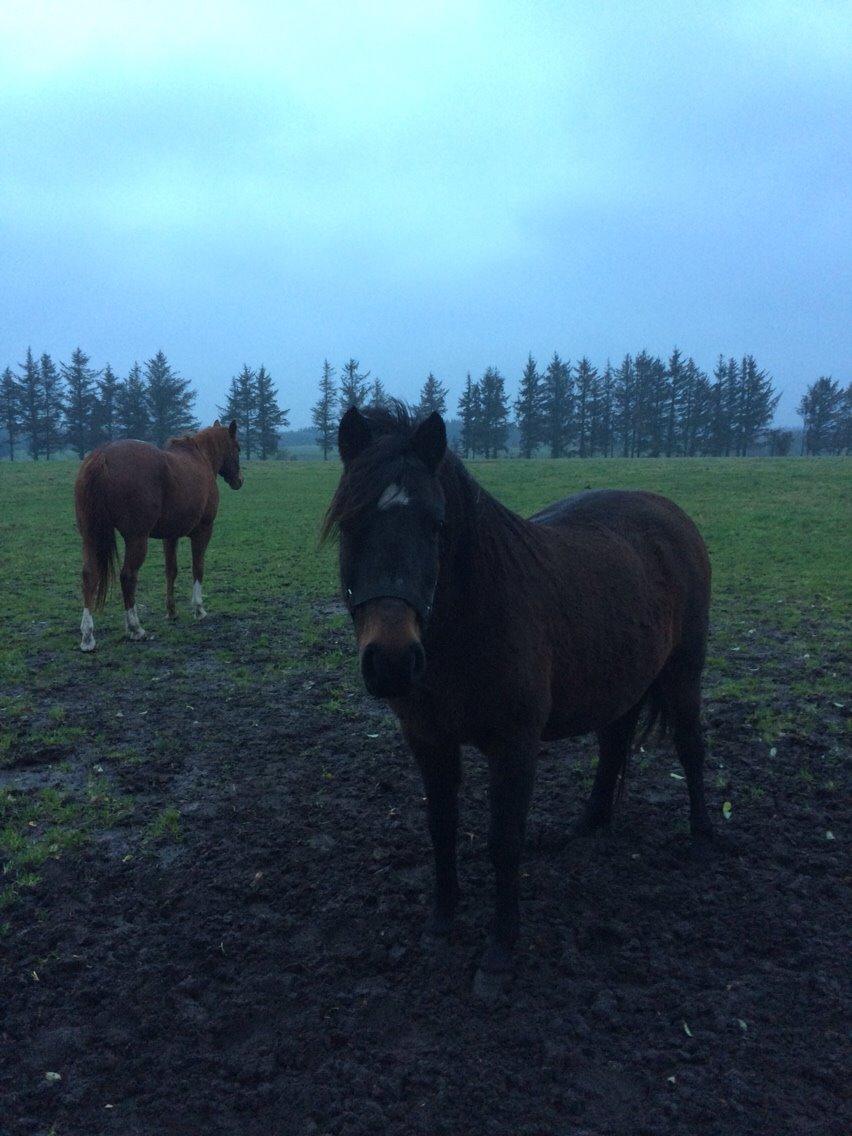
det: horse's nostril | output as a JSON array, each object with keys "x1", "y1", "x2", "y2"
[
  {"x1": 411, "y1": 641, "x2": 426, "y2": 679},
  {"x1": 361, "y1": 642, "x2": 379, "y2": 684}
]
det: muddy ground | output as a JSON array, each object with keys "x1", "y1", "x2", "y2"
[{"x1": 1, "y1": 600, "x2": 848, "y2": 1136}]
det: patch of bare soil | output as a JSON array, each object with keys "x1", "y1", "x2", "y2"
[{"x1": 1, "y1": 606, "x2": 848, "y2": 1135}]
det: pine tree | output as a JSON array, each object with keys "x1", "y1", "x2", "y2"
[
  {"x1": 61, "y1": 347, "x2": 100, "y2": 459},
  {"x1": 312, "y1": 360, "x2": 337, "y2": 460},
  {"x1": 798, "y1": 376, "x2": 845, "y2": 455},
  {"x1": 254, "y1": 365, "x2": 289, "y2": 459},
  {"x1": 417, "y1": 372, "x2": 448, "y2": 418},
  {"x1": 145, "y1": 351, "x2": 198, "y2": 446},
  {"x1": 338, "y1": 358, "x2": 370, "y2": 413},
  {"x1": 0, "y1": 366, "x2": 21, "y2": 460},
  {"x1": 723, "y1": 357, "x2": 740, "y2": 456},
  {"x1": 707, "y1": 356, "x2": 728, "y2": 456},
  {"x1": 574, "y1": 357, "x2": 597, "y2": 457},
  {"x1": 457, "y1": 373, "x2": 481, "y2": 458},
  {"x1": 840, "y1": 384, "x2": 852, "y2": 454},
  {"x1": 39, "y1": 353, "x2": 65, "y2": 459},
  {"x1": 682, "y1": 358, "x2": 712, "y2": 455},
  {"x1": 663, "y1": 348, "x2": 686, "y2": 457},
  {"x1": 543, "y1": 353, "x2": 573, "y2": 458},
  {"x1": 737, "y1": 355, "x2": 779, "y2": 455},
  {"x1": 479, "y1": 368, "x2": 509, "y2": 457},
  {"x1": 598, "y1": 362, "x2": 615, "y2": 456},
  {"x1": 219, "y1": 365, "x2": 258, "y2": 458},
  {"x1": 514, "y1": 354, "x2": 546, "y2": 458},
  {"x1": 366, "y1": 377, "x2": 390, "y2": 410},
  {"x1": 91, "y1": 363, "x2": 120, "y2": 446},
  {"x1": 613, "y1": 354, "x2": 635, "y2": 456},
  {"x1": 19, "y1": 347, "x2": 44, "y2": 459},
  {"x1": 117, "y1": 362, "x2": 151, "y2": 440}
]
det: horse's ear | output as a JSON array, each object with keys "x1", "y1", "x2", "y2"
[
  {"x1": 338, "y1": 406, "x2": 372, "y2": 465},
  {"x1": 411, "y1": 412, "x2": 447, "y2": 473},
  {"x1": 228, "y1": 420, "x2": 237, "y2": 438},
  {"x1": 213, "y1": 418, "x2": 221, "y2": 427}
]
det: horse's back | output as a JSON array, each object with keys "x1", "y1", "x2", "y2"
[
  {"x1": 80, "y1": 440, "x2": 168, "y2": 534},
  {"x1": 531, "y1": 489, "x2": 709, "y2": 583},
  {"x1": 532, "y1": 487, "x2": 711, "y2": 651}
]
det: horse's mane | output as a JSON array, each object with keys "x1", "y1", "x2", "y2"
[
  {"x1": 165, "y1": 424, "x2": 221, "y2": 451},
  {"x1": 321, "y1": 403, "x2": 439, "y2": 542}
]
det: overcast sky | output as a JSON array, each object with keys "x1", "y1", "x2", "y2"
[{"x1": 2, "y1": 1, "x2": 849, "y2": 427}]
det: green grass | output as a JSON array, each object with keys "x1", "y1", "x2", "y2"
[{"x1": 0, "y1": 455, "x2": 849, "y2": 909}]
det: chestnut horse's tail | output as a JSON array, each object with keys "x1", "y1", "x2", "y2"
[{"x1": 75, "y1": 451, "x2": 117, "y2": 611}]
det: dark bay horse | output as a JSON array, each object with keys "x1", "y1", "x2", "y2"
[
  {"x1": 74, "y1": 420, "x2": 243, "y2": 651},
  {"x1": 324, "y1": 405, "x2": 713, "y2": 989}
]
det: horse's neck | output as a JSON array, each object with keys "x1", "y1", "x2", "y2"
[
  {"x1": 192, "y1": 430, "x2": 223, "y2": 472},
  {"x1": 438, "y1": 461, "x2": 533, "y2": 617}
]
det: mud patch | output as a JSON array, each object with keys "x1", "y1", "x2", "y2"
[{"x1": 0, "y1": 602, "x2": 848, "y2": 1136}]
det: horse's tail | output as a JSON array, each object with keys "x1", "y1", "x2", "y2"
[
  {"x1": 613, "y1": 680, "x2": 672, "y2": 807},
  {"x1": 75, "y1": 450, "x2": 117, "y2": 611}
]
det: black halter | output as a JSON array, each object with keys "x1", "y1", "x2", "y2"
[{"x1": 345, "y1": 579, "x2": 435, "y2": 627}]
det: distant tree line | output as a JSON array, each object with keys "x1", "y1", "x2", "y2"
[
  {"x1": 458, "y1": 350, "x2": 786, "y2": 459},
  {"x1": 311, "y1": 350, "x2": 847, "y2": 459},
  {"x1": 311, "y1": 358, "x2": 449, "y2": 458},
  {"x1": 797, "y1": 377, "x2": 852, "y2": 455},
  {"x1": 0, "y1": 348, "x2": 288, "y2": 461}
]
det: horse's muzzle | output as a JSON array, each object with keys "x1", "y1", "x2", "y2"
[{"x1": 360, "y1": 639, "x2": 425, "y2": 698}]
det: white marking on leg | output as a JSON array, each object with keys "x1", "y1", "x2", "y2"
[
  {"x1": 125, "y1": 605, "x2": 147, "y2": 640},
  {"x1": 80, "y1": 607, "x2": 95, "y2": 652},
  {"x1": 192, "y1": 579, "x2": 207, "y2": 620},
  {"x1": 378, "y1": 483, "x2": 410, "y2": 510}
]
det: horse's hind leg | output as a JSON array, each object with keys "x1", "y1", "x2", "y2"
[
  {"x1": 120, "y1": 534, "x2": 149, "y2": 641},
  {"x1": 664, "y1": 670, "x2": 714, "y2": 842},
  {"x1": 574, "y1": 703, "x2": 642, "y2": 837},
  {"x1": 189, "y1": 523, "x2": 212, "y2": 619},
  {"x1": 164, "y1": 538, "x2": 178, "y2": 619},
  {"x1": 80, "y1": 548, "x2": 97, "y2": 652}
]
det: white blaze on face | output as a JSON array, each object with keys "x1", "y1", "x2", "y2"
[
  {"x1": 377, "y1": 482, "x2": 410, "y2": 510},
  {"x1": 80, "y1": 607, "x2": 95, "y2": 652}
]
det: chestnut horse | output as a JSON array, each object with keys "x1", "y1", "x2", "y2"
[
  {"x1": 324, "y1": 405, "x2": 713, "y2": 993},
  {"x1": 74, "y1": 420, "x2": 243, "y2": 651}
]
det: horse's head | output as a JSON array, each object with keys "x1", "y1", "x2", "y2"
[
  {"x1": 216, "y1": 419, "x2": 243, "y2": 489},
  {"x1": 326, "y1": 406, "x2": 447, "y2": 699}
]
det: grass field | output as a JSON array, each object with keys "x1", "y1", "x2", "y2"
[
  {"x1": 1, "y1": 456, "x2": 849, "y2": 910},
  {"x1": 1, "y1": 456, "x2": 849, "y2": 1133}
]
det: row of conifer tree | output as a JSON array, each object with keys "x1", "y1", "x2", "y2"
[
  {"x1": 0, "y1": 349, "x2": 289, "y2": 461},
  {"x1": 310, "y1": 352, "x2": 825, "y2": 458},
  {"x1": 2, "y1": 346, "x2": 847, "y2": 460}
]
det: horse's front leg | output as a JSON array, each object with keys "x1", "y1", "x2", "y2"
[
  {"x1": 410, "y1": 738, "x2": 462, "y2": 939},
  {"x1": 163, "y1": 538, "x2": 178, "y2": 620},
  {"x1": 189, "y1": 522, "x2": 213, "y2": 619},
  {"x1": 478, "y1": 735, "x2": 539, "y2": 992}
]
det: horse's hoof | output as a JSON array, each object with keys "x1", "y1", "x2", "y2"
[
  {"x1": 167, "y1": 612, "x2": 178, "y2": 622},
  {"x1": 127, "y1": 629, "x2": 148, "y2": 642},
  {"x1": 688, "y1": 828, "x2": 717, "y2": 862},
  {"x1": 570, "y1": 815, "x2": 610, "y2": 841},
  {"x1": 472, "y1": 964, "x2": 512, "y2": 1002},
  {"x1": 80, "y1": 639, "x2": 96, "y2": 653},
  {"x1": 193, "y1": 608, "x2": 208, "y2": 621},
  {"x1": 472, "y1": 937, "x2": 514, "y2": 1000}
]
